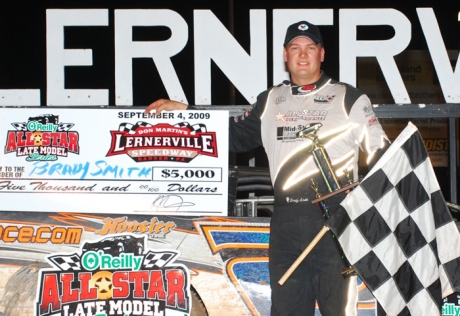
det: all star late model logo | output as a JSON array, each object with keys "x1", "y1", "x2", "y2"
[
  {"x1": 36, "y1": 234, "x2": 191, "y2": 316},
  {"x1": 4, "y1": 114, "x2": 79, "y2": 161},
  {"x1": 106, "y1": 121, "x2": 218, "y2": 163}
]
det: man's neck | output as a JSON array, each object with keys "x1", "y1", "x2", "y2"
[{"x1": 291, "y1": 71, "x2": 322, "y2": 86}]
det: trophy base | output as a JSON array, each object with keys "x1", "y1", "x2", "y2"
[
  {"x1": 341, "y1": 267, "x2": 358, "y2": 278},
  {"x1": 311, "y1": 182, "x2": 360, "y2": 204}
]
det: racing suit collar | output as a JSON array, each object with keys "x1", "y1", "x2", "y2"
[{"x1": 290, "y1": 71, "x2": 329, "y2": 95}]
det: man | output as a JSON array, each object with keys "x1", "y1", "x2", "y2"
[{"x1": 146, "y1": 21, "x2": 389, "y2": 315}]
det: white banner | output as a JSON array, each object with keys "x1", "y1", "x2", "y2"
[{"x1": 0, "y1": 107, "x2": 229, "y2": 216}]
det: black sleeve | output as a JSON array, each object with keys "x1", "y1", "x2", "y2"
[
  {"x1": 228, "y1": 90, "x2": 269, "y2": 153},
  {"x1": 185, "y1": 90, "x2": 269, "y2": 153}
]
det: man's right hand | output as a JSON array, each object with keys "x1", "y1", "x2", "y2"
[{"x1": 144, "y1": 99, "x2": 188, "y2": 114}]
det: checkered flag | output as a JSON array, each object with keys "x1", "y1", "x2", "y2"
[
  {"x1": 118, "y1": 121, "x2": 153, "y2": 134},
  {"x1": 58, "y1": 123, "x2": 74, "y2": 131},
  {"x1": 327, "y1": 122, "x2": 460, "y2": 315},
  {"x1": 48, "y1": 254, "x2": 81, "y2": 271},
  {"x1": 11, "y1": 122, "x2": 27, "y2": 131},
  {"x1": 174, "y1": 122, "x2": 207, "y2": 134},
  {"x1": 174, "y1": 122, "x2": 191, "y2": 129},
  {"x1": 142, "y1": 251, "x2": 177, "y2": 268},
  {"x1": 190, "y1": 123, "x2": 207, "y2": 133}
]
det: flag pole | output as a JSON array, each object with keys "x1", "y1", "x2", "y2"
[{"x1": 278, "y1": 226, "x2": 330, "y2": 285}]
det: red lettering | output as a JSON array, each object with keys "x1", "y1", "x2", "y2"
[
  {"x1": 16, "y1": 132, "x2": 26, "y2": 147},
  {"x1": 112, "y1": 272, "x2": 130, "y2": 298},
  {"x1": 79, "y1": 273, "x2": 98, "y2": 300},
  {"x1": 130, "y1": 271, "x2": 149, "y2": 298},
  {"x1": 5, "y1": 132, "x2": 17, "y2": 152},
  {"x1": 68, "y1": 132, "x2": 79, "y2": 153},
  {"x1": 147, "y1": 270, "x2": 166, "y2": 300},
  {"x1": 25, "y1": 132, "x2": 35, "y2": 146},
  {"x1": 50, "y1": 132, "x2": 60, "y2": 146},
  {"x1": 166, "y1": 269, "x2": 186, "y2": 309},
  {"x1": 60, "y1": 273, "x2": 79, "y2": 303},
  {"x1": 39, "y1": 274, "x2": 61, "y2": 314},
  {"x1": 42, "y1": 132, "x2": 50, "y2": 146},
  {"x1": 58, "y1": 132, "x2": 69, "y2": 148}
]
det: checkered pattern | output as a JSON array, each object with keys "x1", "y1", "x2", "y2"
[
  {"x1": 118, "y1": 121, "x2": 153, "y2": 134},
  {"x1": 174, "y1": 122, "x2": 207, "y2": 134},
  {"x1": 57, "y1": 123, "x2": 74, "y2": 131},
  {"x1": 11, "y1": 122, "x2": 27, "y2": 131},
  {"x1": 174, "y1": 122, "x2": 191, "y2": 128},
  {"x1": 48, "y1": 254, "x2": 82, "y2": 271},
  {"x1": 142, "y1": 251, "x2": 176, "y2": 268},
  {"x1": 327, "y1": 122, "x2": 460, "y2": 316}
]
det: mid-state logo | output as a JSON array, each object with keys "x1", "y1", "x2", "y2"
[
  {"x1": 4, "y1": 114, "x2": 79, "y2": 161},
  {"x1": 106, "y1": 121, "x2": 218, "y2": 163},
  {"x1": 36, "y1": 234, "x2": 191, "y2": 316}
]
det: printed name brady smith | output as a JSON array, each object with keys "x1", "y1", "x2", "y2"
[{"x1": 107, "y1": 133, "x2": 217, "y2": 158}]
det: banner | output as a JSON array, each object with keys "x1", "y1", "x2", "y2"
[{"x1": 0, "y1": 107, "x2": 229, "y2": 216}]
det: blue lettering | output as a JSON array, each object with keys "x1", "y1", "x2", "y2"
[
  {"x1": 28, "y1": 160, "x2": 147, "y2": 179},
  {"x1": 48, "y1": 163, "x2": 63, "y2": 175},
  {"x1": 127, "y1": 167, "x2": 140, "y2": 177},
  {"x1": 102, "y1": 165, "x2": 119, "y2": 177},
  {"x1": 138, "y1": 167, "x2": 151, "y2": 178},
  {"x1": 90, "y1": 160, "x2": 106, "y2": 177},
  {"x1": 78, "y1": 162, "x2": 90, "y2": 179},
  {"x1": 62, "y1": 164, "x2": 73, "y2": 175},
  {"x1": 28, "y1": 162, "x2": 49, "y2": 176}
]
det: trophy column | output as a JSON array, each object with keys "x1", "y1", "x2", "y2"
[{"x1": 299, "y1": 123, "x2": 358, "y2": 277}]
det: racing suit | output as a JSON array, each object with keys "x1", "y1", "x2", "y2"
[{"x1": 228, "y1": 72, "x2": 388, "y2": 315}]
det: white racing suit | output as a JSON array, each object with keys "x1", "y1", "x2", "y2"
[{"x1": 228, "y1": 72, "x2": 388, "y2": 315}]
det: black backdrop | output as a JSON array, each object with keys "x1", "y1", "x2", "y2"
[{"x1": 0, "y1": 0, "x2": 458, "y2": 106}]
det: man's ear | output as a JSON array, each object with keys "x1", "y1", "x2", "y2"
[{"x1": 283, "y1": 48, "x2": 287, "y2": 62}]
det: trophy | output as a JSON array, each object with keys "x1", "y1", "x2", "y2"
[
  {"x1": 296, "y1": 123, "x2": 359, "y2": 200},
  {"x1": 278, "y1": 123, "x2": 359, "y2": 285},
  {"x1": 298, "y1": 123, "x2": 358, "y2": 276}
]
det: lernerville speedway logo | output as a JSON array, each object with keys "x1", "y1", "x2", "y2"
[
  {"x1": 35, "y1": 234, "x2": 191, "y2": 316},
  {"x1": 106, "y1": 121, "x2": 218, "y2": 163},
  {"x1": 4, "y1": 114, "x2": 79, "y2": 161}
]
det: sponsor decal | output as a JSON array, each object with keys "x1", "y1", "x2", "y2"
[
  {"x1": 106, "y1": 121, "x2": 217, "y2": 163},
  {"x1": 367, "y1": 116, "x2": 379, "y2": 126},
  {"x1": 362, "y1": 104, "x2": 374, "y2": 117},
  {"x1": 285, "y1": 196, "x2": 309, "y2": 203},
  {"x1": 276, "y1": 124, "x2": 312, "y2": 141},
  {"x1": 295, "y1": 84, "x2": 316, "y2": 95},
  {"x1": 274, "y1": 95, "x2": 286, "y2": 105},
  {"x1": 0, "y1": 225, "x2": 82, "y2": 244},
  {"x1": 275, "y1": 109, "x2": 328, "y2": 123},
  {"x1": 298, "y1": 24, "x2": 309, "y2": 31},
  {"x1": 95, "y1": 217, "x2": 176, "y2": 238},
  {"x1": 314, "y1": 95, "x2": 335, "y2": 103},
  {"x1": 442, "y1": 303, "x2": 460, "y2": 316},
  {"x1": 36, "y1": 234, "x2": 191, "y2": 316},
  {"x1": 4, "y1": 114, "x2": 80, "y2": 161}
]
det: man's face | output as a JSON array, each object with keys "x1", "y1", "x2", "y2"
[{"x1": 283, "y1": 37, "x2": 325, "y2": 85}]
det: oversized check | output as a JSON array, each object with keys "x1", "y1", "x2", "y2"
[{"x1": 0, "y1": 107, "x2": 229, "y2": 216}]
